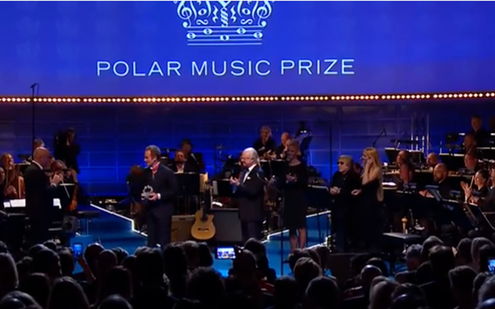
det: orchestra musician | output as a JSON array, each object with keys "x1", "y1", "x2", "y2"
[
  {"x1": 230, "y1": 147, "x2": 265, "y2": 242},
  {"x1": 464, "y1": 152, "x2": 479, "y2": 172},
  {"x1": 461, "y1": 169, "x2": 490, "y2": 204},
  {"x1": 426, "y1": 153, "x2": 439, "y2": 168},
  {"x1": 180, "y1": 139, "x2": 203, "y2": 172},
  {"x1": 274, "y1": 132, "x2": 291, "y2": 159},
  {"x1": 24, "y1": 147, "x2": 63, "y2": 246},
  {"x1": 278, "y1": 141, "x2": 308, "y2": 252},
  {"x1": 0, "y1": 167, "x2": 5, "y2": 202},
  {"x1": 170, "y1": 150, "x2": 196, "y2": 173},
  {"x1": 329, "y1": 155, "x2": 361, "y2": 252},
  {"x1": 142, "y1": 145, "x2": 178, "y2": 248},
  {"x1": 396, "y1": 150, "x2": 415, "y2": 185},
  {"x1": 351, "y1": 147, "x2": 384, "y2": 251},
  {"x1": 469, "y1": 115, "x2": 490, "y2": 144},
  {"x1": 51, "y1": 160, "x2": 79, "y2": 212},
  {"x1": 463, "y1": 133, "x2": 477, "y2": 154},
  {"x1": 1, "y1": 153, "x2": 25, "y2": 199},
  {"x1": 253, "y1": 126, "x2": 277, "y2": 158}
]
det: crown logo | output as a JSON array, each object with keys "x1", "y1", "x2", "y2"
[{"x1": 174, "y1": 1, "x2": 274, "y2": 46}]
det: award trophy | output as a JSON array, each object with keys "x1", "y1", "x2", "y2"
[{"x1": 141, "y1": 185, "x2": 154, "y2": 200}]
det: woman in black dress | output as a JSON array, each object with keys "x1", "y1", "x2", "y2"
[
  {"x1": 280, "y1": 141, "x2": 308, "y2": 252},
  {"x1": 351, "y1": 147, "x2": 384, "y2": 251}
]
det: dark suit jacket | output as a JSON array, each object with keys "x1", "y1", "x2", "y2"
[
  {"x1": 233, "y1": 166, "x2": 265, "y2": 222},
  {"x1": 23, "y1": 163, "x2": 55, "y2": 217},
  {"x1": 144, "y1": 164, "x2": 178, "y2": 217}
]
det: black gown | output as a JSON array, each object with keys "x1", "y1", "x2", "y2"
[
  {"x1": 280, "y1": 162, "x2": 308, "y2": 230},
  {"x1": 357, "y1": 178, "x2": 383, "y2": 250}
]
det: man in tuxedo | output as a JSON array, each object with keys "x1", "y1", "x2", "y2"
[
  {"x1": 230, "y1": 147, "x2": 265, "y2": 241},
  {"x1": 143, "y1": 145, "x2": 178, "y2": 248},
  {"x1": 23, "y1": 147, "x2": 63, "y2": 246},
  {"x1": 170, "y1": 150, "x2": 196, "y2": 173}
]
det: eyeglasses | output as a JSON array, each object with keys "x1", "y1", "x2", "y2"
[{"x1": 338, "y1": 161, "x2": 345, "y2": 165}]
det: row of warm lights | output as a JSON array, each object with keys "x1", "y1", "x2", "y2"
[{"x1": 0, "y1": 93, "x2": 494, "y2": 103}]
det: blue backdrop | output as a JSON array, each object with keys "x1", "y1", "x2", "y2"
[{"x1": 0, "y1": 1, "x2": 495, "y2": 97}]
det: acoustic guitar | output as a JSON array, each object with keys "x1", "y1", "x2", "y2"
[{"x1": 191, "y1": 183, "x2": 216, "y2": 241}]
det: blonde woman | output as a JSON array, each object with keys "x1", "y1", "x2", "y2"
[{"x1": 351, "y1": 147, "x2": 384, "y2": 250}]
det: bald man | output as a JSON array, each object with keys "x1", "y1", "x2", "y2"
[{"x1": 23, "y1": 147, "x2": 63, "y2": 245}]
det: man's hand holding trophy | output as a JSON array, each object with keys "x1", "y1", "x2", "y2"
[{"x1": 141, "y1": 185, "x2": 158, "y2": 201}]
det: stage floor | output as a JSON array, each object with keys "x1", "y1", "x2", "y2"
[{"x1": 74, "y1": 205, "x2": 331, "y2": 276}]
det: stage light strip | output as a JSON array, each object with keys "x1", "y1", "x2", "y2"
[{"x1": 0, "y1": 92, "x2": 494, "y2": 104}]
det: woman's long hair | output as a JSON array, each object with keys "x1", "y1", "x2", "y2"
[{"x1": 363, "y1": 147, "x2": 383, "y2": 202}]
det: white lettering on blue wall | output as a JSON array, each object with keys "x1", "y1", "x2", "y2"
[
  {"x1": 191, "y1": 60, "x2": 271, "y2": 77},
  {"x1": 96, "y1": 59, "x2": 354, "y2": 77}
]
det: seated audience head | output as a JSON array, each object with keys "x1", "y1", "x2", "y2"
[
  {"x1": 274, "y1": 276, "x2": 299, "y2": 309},
  {"x1": 391, "y1": 283, "x2": 426, "y2": 301},
  {"x1": 197, "y1": 243, "x2": 213, "y2": 268},
  {"x1": 405, "y1": 244, "x2": 422, "y2": 271},
  {"x1": 367, "y1": 257, "x2": 389, "y2": 277},
  {"x1": 110, "y1": 248, "x2": 128, "y2": 265},
  {"x1": 186, "y1": 267, "x2": 225, "y2": 308},
  {"x1": 15, "y1": 257, "x2": 32, "y2": 281},
  {"x1": 465, "y1": 152, "x2": 478, "y2": 170},
  {"x1": 448, "y1": 266, "x2": 477, "y2": 305},
  {"x1": 0, "y1": 242, "x2": 8, "y2": 255},
  {"x1": 18, "y1": 273, "x2": 50, "y2": 308},
  {"x1": 426, "y1": 152, "x2": 439, "y2": 167},
  {"x1": 57, "y1": 249, "x2": 75, "y2": 277},
  {"x1": 474, "y1": 272, "x2": 490, "y2": 306},
  {"x1": 420, "y1": 236, "x2": 443, "y2": 262},
  {"x1": 415, "y1": 261, "x2": 434, "y2": 284},
  {"x1": 389, "y1": 293, "x2": 427, "y2": 309},
  {"x1": 162, "y1": 244, "x2": 188, "y2": 278},
  {"x1": 27, "y1": 245, "x2": 46, "y2": 259},
  {"x1": 232, "y1": 249, "x2": 257, "y2": 281},
  {"x1": 479, "y1": 244, "x2": 495, "y2": 272},
  {"x1": 134, "y1": 247, "x2": 164, "y2": 287},
  {"x1": 84, "y1": 243, "x2": 104, "y2": 274},
  {"x1": 479, "y1": 275, "x2": 495, "y2": 304},
  {"x1": 0, "y1": 291, "x2": 41, "y2": 309},
  {"x1": 456, "y1": 238, "x2": 473, "y2": 266},
  {"x1": 293, "y1": 257, "x2": 322, "y2": 298},
  {"x1": 429, "y1": 245, "x2": 456, "y2": 278},
  {"x1": 288, "y1": 249, "x2": 311, "y2": 272},
  {"x1": 305, "y1": 276, "x2": 339, "y2": 309},
  {"x1": 369, "y1": 278, "x2": 398, "y2": 309},
  {"x1": 98, "y1": 295, "x2": 132, "y2": 309},
  {"x1": 0, "y1": 253, "x2": 18, "y2": 298},
  {"x1": 98, "y1": 266, "x2": 132, "y2": 302},
  {"x1": 472, "y1": 237, "x2": 494, "y2": 270},
  {"x1": 97, "y1": 250, "x2": 117, "y2": 280},
  {"x1": 48, "y1": 276, "x2": 89, "y2": 309},
  {"x1": 360, "y1": 265, "x2": 382, "y2": 294},
  {"x1": 42, "y1": 241, "x2": 57, "y2": 252},
  {"x1": 243, "y1": 238, "x2": 266, "y2": 258},
  {"x1": 181, "y1": 241, "x2": 200, "y2": 269}
]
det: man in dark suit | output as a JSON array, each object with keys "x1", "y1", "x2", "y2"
[
  {"x1": 143, "y1": 145, "x2": 178, "y2": 248},
  {"x1": 24, "y1": 147, "x2": 63, "y2": 246},
  {"x1": 230, "y1": 147, "x2": 266, "y2": 241},
  {"x1": 170, "y1": 150, "x2": 197, "y2": 173}
]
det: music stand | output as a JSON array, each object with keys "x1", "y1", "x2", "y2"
[
  {"x1": 176, "y1": 173, "x2": 200, "y2": 214},
  {"x1": 213, "y1": 179, "x2": 233, "y2": 199},
  {"x1": 306, "y1": 185, "x2": 330, "y2": 244},
  {"x1": 426, "y1": 186, "x2": 473, "y2": 231},
  {"x1": 260, "y1": 160, "x2": 285, "y2": 179}
]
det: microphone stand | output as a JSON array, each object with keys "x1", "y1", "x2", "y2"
[
  {"x1": 372, "y1": 128, "x2": 386, "y2": 148},
  {"x1": 30, "y1": 83, "x2": 38, "y2": 153}
]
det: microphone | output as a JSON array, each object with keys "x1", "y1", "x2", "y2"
[
  {"x1": 382, "y1": 126, "x2": 387, "y2": 137},
  {"x1": 30, "y1": 83, "x2": 38, "y2": 89}
]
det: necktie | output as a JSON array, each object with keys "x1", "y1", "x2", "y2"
[{"x1": 240, "y1": 170, "x2": 247, "y2": 184}]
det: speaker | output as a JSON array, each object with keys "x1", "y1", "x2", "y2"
[
  {"x1": 211, "y1": 208, "x2": 243, "y2": 245},
  {"x1": 328, "y1": 253, "x2": 356, "y2": 287},
  {"x1": 171, "y1": 215, "x2": 195, "y2": 242}
]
